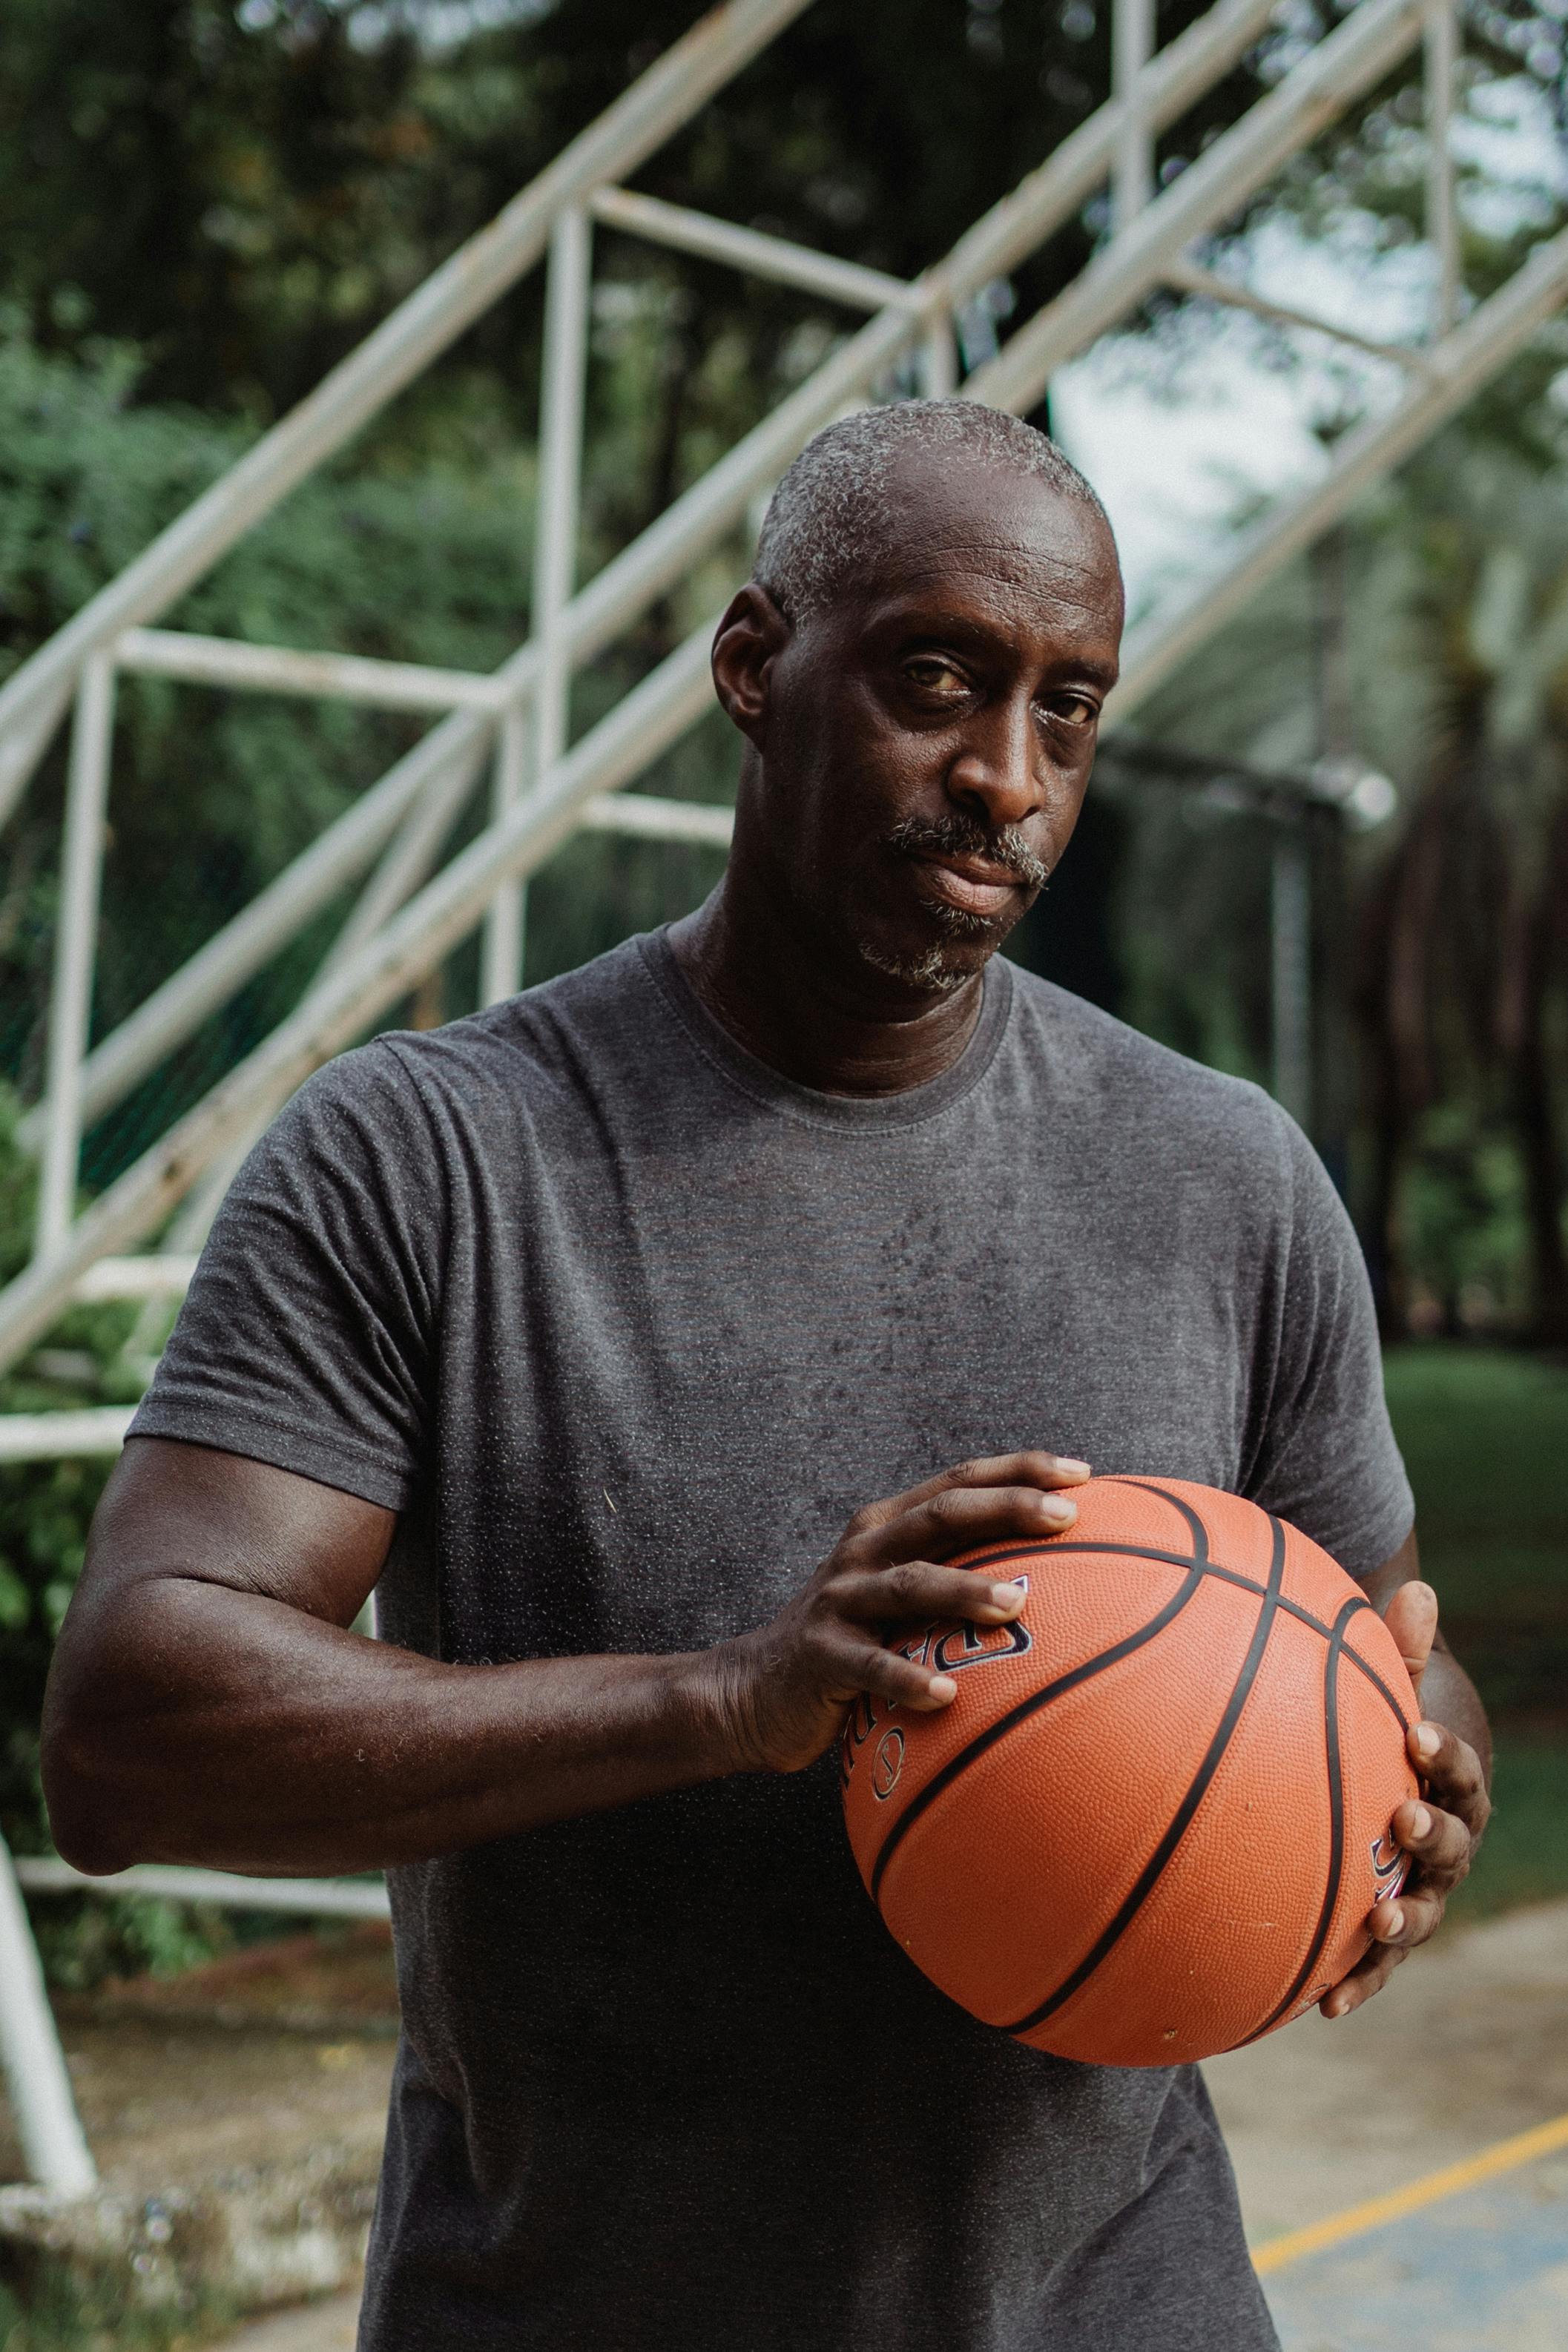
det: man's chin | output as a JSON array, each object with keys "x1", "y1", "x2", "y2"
[{"x1": 856, "y1": 913, "x2": 1000, "y2": 997}]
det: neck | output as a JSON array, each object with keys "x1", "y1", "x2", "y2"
[{"x1": 668, "y1": 867, "x2": 988, "y2": 1098}]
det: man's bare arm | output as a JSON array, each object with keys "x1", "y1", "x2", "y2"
[
  {"x1": 1322, "y1": 1527, "x2": 1493, "y2": 2017},
  {"x1": 42, "y1": 1436, "x2": 1087, "y2": 1879}
]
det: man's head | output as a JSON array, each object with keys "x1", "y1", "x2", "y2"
[{"x1": 711, "y1": 401, "x2": 1124, "y2": 1003}]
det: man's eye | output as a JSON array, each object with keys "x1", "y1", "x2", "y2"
[
  {"x1": 906, "y1": 659, "x2": 968, "y2": 693},
  {"x1": 1041, "y1": 694, "x2": 1098, "y2": 727}
]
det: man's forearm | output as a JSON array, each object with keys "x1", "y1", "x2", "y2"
[
  {"x1": 1408, "y1": 1637, "x2": 1492, "y2": 1782},
  {"x1": 43, "y1": 1578, "x2": 739, "y2": 1877}
]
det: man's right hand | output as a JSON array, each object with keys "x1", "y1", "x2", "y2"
[{"x1": 712, "y1": 1452, "x2": 1091, "y2": 1776}]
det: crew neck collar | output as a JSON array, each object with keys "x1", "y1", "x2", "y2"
[{"x1": 637, "y1": 928, "x2": 1014, "y2": 1133}]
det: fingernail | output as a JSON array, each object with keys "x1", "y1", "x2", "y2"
[
  {"x1": 928, "y1": 1675, "x2": 958, "y2": 1704},
  {"x1": 1038, "y1": 1495, "x2": 1075, "y2": 1523},
  {"x1": 986, "y1": 1582, "x2": 1025, "y2": 1615},
  {"x1": 1054, "y1": 1457, "x2": 1091, "y2": 1477},
  {"x1": 1409, "y1": 1805, "x2": 1432, "y2": 1839},
  {"x1": 1414, "y1": 1725, "x2": 1440, "y2": 1759},
  {"x1": 1383, "y1": 1906, "x2": 1405, "y2": 1938}
]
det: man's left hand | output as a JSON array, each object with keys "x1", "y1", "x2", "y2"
[{"x1": 1320, "y1": 1580, "x2": 1491, "y2": 2019}]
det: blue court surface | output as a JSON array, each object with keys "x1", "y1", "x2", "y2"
[{"x1": 1262, "y1": 2156, "x2": 1568, "y2": 2351}]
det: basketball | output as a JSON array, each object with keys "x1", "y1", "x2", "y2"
[{"x1": 840, "y1": 1476, "x2": 1421, "y2": 2066}]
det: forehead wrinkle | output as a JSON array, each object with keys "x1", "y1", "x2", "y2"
[
  {"x1": 862, "y1": 525, "x2": 1121, "y2": 610},
  {"x1": 857, "y1": 562, "x2": 1122, "y2": 656}
]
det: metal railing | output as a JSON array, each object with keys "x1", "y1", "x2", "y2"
[{"x1": 1, "y1": 0, "x2": 1564, "y2": 2197}]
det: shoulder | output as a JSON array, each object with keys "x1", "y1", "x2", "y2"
[
  {"x1": 1001, "y1": 963, "x2": 1299, "y2": 1180},
  {"x1": 288, "y1": 935, "x2": 660, "y2": 1139}
]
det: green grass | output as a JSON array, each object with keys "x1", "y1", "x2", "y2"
[
  {"x1": 1383, "y1": 1344, "x2": 1568, "y2": 1919},
  {"x1": 0, "y1": 2272, "x2": 239, "y2": 2352}
]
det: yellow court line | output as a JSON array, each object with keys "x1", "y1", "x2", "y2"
[{"x1": 1253, "y1": 2109, "x2": 1568, "y2": 2276}]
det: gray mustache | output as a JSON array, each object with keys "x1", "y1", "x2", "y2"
[{"x1": 886, "y1": 816, "x2": 1050, "y2": 893}]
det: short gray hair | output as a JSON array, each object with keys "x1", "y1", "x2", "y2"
[{"x1": 753, "y1": 400, "x2": 1111, "y2": 626}]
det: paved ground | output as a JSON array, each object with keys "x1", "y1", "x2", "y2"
[
  {"x1": 1260, "y1": 2167, "x2": 1568, "y2": 2352},
  {"x1": 1205, "y1": 1898, "x2": 1568, "y2": 2240},
  {"x1": 1206, "y1": 1899, "x2": 1568, "y2": 2346}
]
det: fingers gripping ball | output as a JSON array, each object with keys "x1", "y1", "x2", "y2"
[{"x1": 840, "y1": 1477, "x2": 1420, "y2": 2067}]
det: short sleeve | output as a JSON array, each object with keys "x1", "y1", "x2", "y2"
[
  {"x1": 129, "y1": 1041, "x2": 443, "y2": 1511},
  {"x1": 1241, "y1": 1118, "x2": 1414, "y2": 1581}
]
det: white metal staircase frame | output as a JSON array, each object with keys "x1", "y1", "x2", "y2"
[{"x1": 1, "y1": 0, "x2": 1566, "y2": 2195}]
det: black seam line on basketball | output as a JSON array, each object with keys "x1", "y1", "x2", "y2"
[
  {"x1": 951, "y1": 1475, "x2": 1208, "y2": 1581},
  {"x1": 1237, "y1": 1594, "x2": 1370, "y2": 2049},
  {"x1": 965, "y1": 1537, "x2": 1411, "y2": 1732},
  {"x1": 1002, "y1": 1512, "x2": 1289, "y2": 2039},
  {"x1": 866, "y1": 1565, "x2": 1209, "y2": 1909},
  {"x1": 1109, "y1": 1478, "x2": 1214, "y2": 1566}
]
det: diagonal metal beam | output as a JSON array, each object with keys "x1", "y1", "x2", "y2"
[
  {"x1": 1162, "y1": 257, "x2": 1437, "y2": 371},
  {"x1": 0, "y1": 0, "x2": 817, "y2": 829},
  {"x1": 1107, "y1": 221, "x2": 1568, "y2": 722}
]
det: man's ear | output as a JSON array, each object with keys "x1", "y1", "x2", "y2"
[{"x1": 711, "y1": 584, "x2": 791, "y2": 743}]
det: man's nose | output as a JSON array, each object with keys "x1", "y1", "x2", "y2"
[{"x1": 944, "y1": 691, "x2": 1041, "y2": 829}]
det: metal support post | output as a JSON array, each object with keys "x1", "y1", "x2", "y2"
[
  {"x1": 534, "y1": 205, "x2": 592, "y2": 817},
  {"x1": 919, "y1": 319, "x2": 959, "y2": 398},
  {"x1": 481, "y1": 705, "x2": 533, "y2": 1007},
  {"x1": 1113, "y1": 0, "x2": 1156, "y2": 232},
  {"x1": 1425, "y1": 0, "x2": 1460, "y2": 335},
  {"x1": 35, "y1": 655, "x2": 116, "y2": 1262},
  {"x1": 1271, "y1": 831, "x2": 1312, "y2": 1130},
  {"x1": 0, "y1": 1833, "x2": 97, "y2": 2195},
  {"x1": 486, "y1": 203, "x2": 591, "y2": 1007}
]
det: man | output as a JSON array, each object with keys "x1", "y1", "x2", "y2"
[{"x1": 45, "y1": 402, "x2": 1489, "y2": 2350}]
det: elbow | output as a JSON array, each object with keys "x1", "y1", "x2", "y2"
[
  {"x1": 41, "y1": 1762, "x2": 139, "y2": 1879},
  {"x1": 39, "y1": 1687, "x2": 142, "y2": 1877}
]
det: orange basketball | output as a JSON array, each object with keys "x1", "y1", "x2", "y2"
[{"x1": 840, "y1": 1476, "x2": 1420, "y2": 2066}]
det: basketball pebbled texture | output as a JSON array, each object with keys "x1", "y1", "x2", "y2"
[{"x1": 840, "y1": 1476, "x2": 1420, "y2": 2068}]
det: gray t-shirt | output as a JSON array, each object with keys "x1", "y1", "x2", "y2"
[{"x1": 134, "y1": 932, "x2": 1411, "y2": 2352}]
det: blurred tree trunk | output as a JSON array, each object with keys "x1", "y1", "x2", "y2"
[
  {"x1": 1357, "y1": 772, "x2": 1452, "y2": 1334},
  {"x1": 1357, "y1": 679, "x2": 1503, "y2": 1334},
  {"x1": 1508, "y1": 789, "x2": 1568, "y2": 1341}
]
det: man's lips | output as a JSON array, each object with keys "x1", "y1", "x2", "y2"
[{"x1": 906, "y1": 851, "x2": 1023, "y2": 918}]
